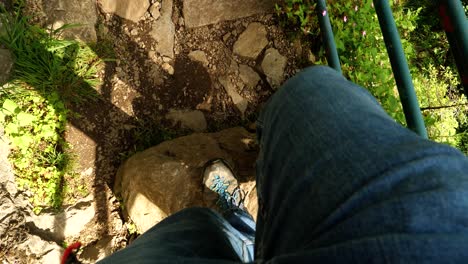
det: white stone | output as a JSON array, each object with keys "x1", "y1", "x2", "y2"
[
  {"x1": 149, "y1": 3, "x2": 161, "y2": 20},
  {"x1": 98, "y1": 0, "x2": 150, "y2": 23},
  {"x1": 43, "y1": 0, "x2": 98, "y2": 41},
  {"x1": 239, "y1": 65, "x2": 260, "y2": 88},
  {"x1": 162, "y1": 62, "x2": 174, "y2": 75},
  {"x1": 0, "y1": 130, "x2": 15, "y2": 194},
  {"x1": 27, "y1": 195, "x2": 96, "y2": 241},
  {"x1": 219, "y1": 75, "x2": 248, "y2": 115},
  {"x1": 150, "y1": 0, "x2": 175, "y2": 58},
  {"x1": 261, "y1": 48, "x2": 287, "y2": 89},
  {"x1": 23, "y1": 234, "x2": 63, "y2": 263},
  {"x1": 79, "y1": 235, "x2": 115, "y2": 262},
  {"x1": 183, "y1": 0, "x2": 275, "y2": 28},
  {"x1": 223, "y1": 32, "x2": 231, "y2": 42},
  {"x1": 233, "y1": 23, "x2": 268, "y2": 60},
  {"x1": 188, "y1": 50, "x2": 209, "y2": 67}
]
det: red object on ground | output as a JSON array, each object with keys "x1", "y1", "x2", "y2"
[{"x1": 61, "y1": 242, "x2": 82, "y2": 264}]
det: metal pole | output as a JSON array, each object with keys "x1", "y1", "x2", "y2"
[
  {"x1": 437, "y1": 0, "x2": 468, "y2": 98},
  {"x1": 373, "y1": 0, "x2": 428, "y2": 138},
  {"x1": 316, "y1": 0, "x2": 342, "y2": 74}
]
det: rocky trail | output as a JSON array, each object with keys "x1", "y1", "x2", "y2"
[{"x1": 0, "y1": 0, "x2": 314, "y2": 262}]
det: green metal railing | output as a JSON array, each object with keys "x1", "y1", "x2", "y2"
[
  {"x1": 316, "y1": 0, "x2": 341, "y2": 74},
  {"x1": 316, "y1": 0, "x2": 468, "y2": 139}
]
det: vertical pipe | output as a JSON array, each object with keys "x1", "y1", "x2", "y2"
[
  {"x1": 316, "y1": 0, "x2": 342, "y2": 73},
  {"x1": 373, "y1": 0, "x2": 428, "y2": 138},
  {"x1": 437, "y1": 0, "x2": 468, "y2": 98}
]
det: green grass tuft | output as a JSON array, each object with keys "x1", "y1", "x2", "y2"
[{"x1": 0, "y1": 5, "x2": 103, "y2": 212}]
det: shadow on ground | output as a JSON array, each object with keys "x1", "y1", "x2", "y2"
[
  {"x1": 2, "y1": 1, "x2": 269, "y2": 258},
  {"x1": 1, "y1": 0, "x2": 215, "y2": 245}
]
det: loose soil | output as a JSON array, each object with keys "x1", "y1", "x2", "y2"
[{"x1": 6, "y1": 0, "x2": 315, "y2": 261}]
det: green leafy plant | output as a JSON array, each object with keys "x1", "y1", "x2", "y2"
[
  {"x1": 126, "y1": 222, "x2": 138, "y2": 235},
  {"x1": 330, "y1": 0, "x2": 416, "y2": 124},
  {"x1": 457, "y1": 123, "x2": 468, "y2": 155},
  {"x1": 0, "y1": 89, "x2": 70, "y2": 212},
  {"x1": 275, "y1": 0, "x2": 468, "y2": 150},
  {"x1": 275, "y1": 0, "x2": 319, "y2": 35},
  {"x1": 414, "y1": 66, "x2": 468, "y2": 147},
  {"x1": 0, "y1": 5, "x2": 104, "y2": 212}
]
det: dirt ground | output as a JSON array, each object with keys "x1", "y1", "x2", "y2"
[{"x1": 4, "y1": 0, "x2": 315, "y2": 261}]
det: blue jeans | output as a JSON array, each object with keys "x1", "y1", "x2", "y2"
[{"x1": 99, "y1": 66, "x2": 468, "y2": 263}]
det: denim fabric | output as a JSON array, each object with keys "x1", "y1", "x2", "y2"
[
  {"x1": 99, "y1": 66, "x2": 468, "y2": 263},
  {"x1": 223, "y1": 208, "x2": 256, "y2": 261},
  {"x1": 99, "y1": 208, "x2": 248, "y2": 263}
]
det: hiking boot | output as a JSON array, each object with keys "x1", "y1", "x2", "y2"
[{"x1": 203, "y1": 159, "x2": 246, "y2": 212}]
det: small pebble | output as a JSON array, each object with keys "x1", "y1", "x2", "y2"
[
  {"x1": 223, "y1": 32, "x2": 231, "y2": 42},
  {"x1": 150, "y1": 3, "x2": 161, "y2": 20},
  {"x1": 162, "y1": 63, "x2": 174, "y2": 75}
]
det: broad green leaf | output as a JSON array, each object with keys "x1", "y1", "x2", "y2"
[
  {"x1": 15, "y1": 159, "x2": 29, "y2": 169},
  {"x1": 32, "y1": 96, "x2": 42, "y2": 103},
  {"x1": 5, "y1": 123, "x2": 19, "y2": 134},
  {"x1": 3, "y1": 99, "x2": 18, "y2": 114},
  {"x1": 12, "y1": 135, "x2": 33, "y2": 149},
  {"x1": 41, "y1": 125, "x2": 56, "y2": 139},
  {"x1": 58, "y1": 114, "x2": 67, "y2": 122},
  {"x1": 17, "y1": 112, "x2": 36, "y2": 126}
]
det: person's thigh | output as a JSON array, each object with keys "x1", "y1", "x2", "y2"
[
  {"x1": 98, "y1": 208, "x2": 243, "y2": 263},
  {"x1": 255, "y1": 66, "x2": 468, "y2": 262}
]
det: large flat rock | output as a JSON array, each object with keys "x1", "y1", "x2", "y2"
[
  {"x1": 219, "y1": 75, "x2": 248, "y2": 116},
  {"x1": 183, "y1": 0, "x2": 275, "y2": 28},
  {"x1": 98, "y1": 0, "x2": 150, "y2": 23},
  {"x1": 165, "y1": 109, "x2": 207, "y2": 132},
  {"x1": 27, "y1": 195, "x2": 96, "y2": 241},
  {"x1": 42, "y1": 0, "x2": 98, "y2": 42},
  {"x1": 261, "y1": 48, "x2": 287, "y2": 89},
  {"x1": 115, "y1": 127, "x2": 258, "y2": 233},
  {"x1": 233, "y1": 22, "x2": 268, "y2": 59},
  {"x1": 150, "y1": 0, "x2": 175, "y2": 58}
]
